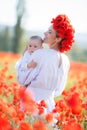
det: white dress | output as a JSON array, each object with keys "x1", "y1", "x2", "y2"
[{"x1": 16, "y1": 49, "x2": 70, "y2": 112}]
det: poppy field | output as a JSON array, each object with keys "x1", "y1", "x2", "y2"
[{"x1": 0, "y1": 51, "x2": 87, "y2": 130}]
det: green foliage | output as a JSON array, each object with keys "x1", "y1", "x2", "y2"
[
  {"x1": 0, "y1": 27, "x2": 11, "y2": 51},
  {"x1": 12, "y1": 0, "x2": 26, "y2": 53},
  {"x1": 0, "y1": 0, "x2": 26, "y2": 53},
  {"x1": 67, "y1": 43, "x2": 87, "y2": 62}
]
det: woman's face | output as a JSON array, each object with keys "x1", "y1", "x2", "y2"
[{"x1": 44, "y1": 25, "x2": 57, "y2": 47}]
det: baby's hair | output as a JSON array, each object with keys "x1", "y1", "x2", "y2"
[{"x1": 30, "y1": 35, "x2": 43, "y2": 43}]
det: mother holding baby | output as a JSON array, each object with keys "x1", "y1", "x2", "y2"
[{"x1": 16, "y1": 14, "x2": 75, "y2": 112}]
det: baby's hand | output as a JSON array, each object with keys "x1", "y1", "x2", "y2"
[{"x1": 27, "y1": 60, "x2": 37, "y2": 68}]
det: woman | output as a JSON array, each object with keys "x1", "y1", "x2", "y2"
[{"x1": 17, "y1": 14, "x2": 75, "y2": 112}]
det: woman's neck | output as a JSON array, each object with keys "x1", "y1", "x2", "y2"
[{"x1": 50, "y1": 43, "x2": 58, "y2": 51}]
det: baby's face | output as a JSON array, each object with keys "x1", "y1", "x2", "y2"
[{"x1": 28, "y1": 39, "x2": 42, "y2": 54}]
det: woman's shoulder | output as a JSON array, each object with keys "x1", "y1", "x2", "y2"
[
  {"x1": 32, "y1": 48, "x2": 57, "y2": 56},
  {"x1": 32, "y1": 49, "x2": 45, "y2": 57},
  {"x1": 37, "y1": 49, "x2": 60, "y2": 56},
  {"x1": 32, "y1": 49, "x2": 61, "y2": 61}
]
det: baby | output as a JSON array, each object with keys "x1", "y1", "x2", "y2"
[{"x1": 15, "y1": 35, "x2": 43, "y2": 85}]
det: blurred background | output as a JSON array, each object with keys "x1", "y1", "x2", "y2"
[{"x1": 0, "y1": 0, "x2": 87, "y2": 62}]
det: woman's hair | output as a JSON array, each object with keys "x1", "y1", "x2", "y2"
[{"x1": 51, "y1": 14, "x2": 75, "y2": 52}]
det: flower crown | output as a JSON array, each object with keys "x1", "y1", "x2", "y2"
[{"x1": 51, "y1": 14, "x2": 75, "y2": 52}]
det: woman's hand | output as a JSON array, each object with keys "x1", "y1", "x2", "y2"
[{"x1": 27, "y1": 60, "x2": 37, "y2": 68}]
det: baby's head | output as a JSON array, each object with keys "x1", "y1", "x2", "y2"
[{"x1": 28, "y1": 35, "x2": 43, "y2": 54}]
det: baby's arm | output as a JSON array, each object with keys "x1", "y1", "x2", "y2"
[{"x1": 27, "y1": 60, "x2": 37, "y2": 68}]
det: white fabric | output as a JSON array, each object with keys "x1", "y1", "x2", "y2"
[
  {"x1": 15, "y1": 50, "x2": 31, "y2": 71},
  {"x1": 15, "y1": 50, "x2": 39, "y2": 85},
  {"x1": 16, "y1": 49, "x2": 70, "y2": 112}
]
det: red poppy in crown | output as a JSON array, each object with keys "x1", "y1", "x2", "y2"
[{"x1": 51, "y1": 14, "x2": 75, "y2": 52}]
